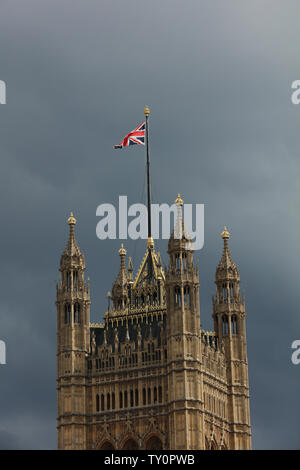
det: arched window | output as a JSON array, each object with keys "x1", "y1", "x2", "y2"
[
  {"x1": 174, "y1": 286, "x2": 181, "y2": 307},
  {"x1": 64, "y1": 304, "x2": 71, "y2": 324},
  {"x1": 175, "y1": 254, "x2": 180, "y2": 271},
  {"x1": 101, "y1": 394, "x2": 105, "y2": 411},
  {"x1": 135, "y1": 389, "x2": 139, "y2": 406},
  {"x1": 121, "y1": 439, "x2": 139, "y2": 450},
  {"x1": 67, "y1": 271, "x2": 71, "y2": 292},
  {"x1": 154, "y1": 387, "x2": 157, "y2": 404},
  {"x1": 130, "y1": 390, "x2": 134, "y2": 407},
  {"x1": 96, "y1": 394, "x2": 99, "y2": 412},
  {"x1": 99, "y1": 441, "x2": 115, "y2": 450},
  {"x1": 112, "y1": 393, "x2": 115, "y2": 410},
  {"x1": 222, "y1": 283, "x2": 228, "y2": 303},
  {"x1": 119, "y1": 391, "x2": 123, "y2": 409},
  {"x1": 107, "y1": 393, "x2": 110, "y2": 410},
  {"x1": 124, "y1": 391, "x2": 128, "y2": 408},
  {"x1": 184, "y1": 286, "x2": 190, "y2": 307},
  {"x1": 222, "y1": 315, "x2": 229, "y2": 335},
  {"x1": 229, "y1": 282, "x2": 234, "y2": 302},
  {"x1": 231, "y1": 315, "x2": 238, "y2": 334},
  {"x1": 158, "y1": 386, "x2": 162, "y2": 403},
  {"x1": 73, "y1": 270, "x2": 78, "y2": 291},
  {"x1": 145, "y1": 436, "x2": 163, "y2": 450},
  {"x1": 143, "y1": 388, "x2": 146, "y2": 406},
  {"x1": 74, "y1": 303, "x2": 81, "y2": 323},
  {"x1": 147, "y1": 388, "x2": 151, "y2": 405},
  {"x1": 182, "y1": 252, "x2": 187, "y2": 272}
]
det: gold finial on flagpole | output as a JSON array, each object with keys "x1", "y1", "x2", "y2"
[{"x1": 144, "y1": 105, "x2": 150, "y2": 117}]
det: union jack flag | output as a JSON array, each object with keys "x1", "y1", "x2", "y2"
[{"x1": 114, "y1": 121, "x2": 145, "y2": 149}]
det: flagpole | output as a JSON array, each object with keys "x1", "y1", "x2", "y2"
[{"x1": 144, "y1": 105, "x2": 151, "y2": 241}]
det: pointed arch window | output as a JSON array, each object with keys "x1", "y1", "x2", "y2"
[
  {"x1": 64, "y1": 304, "x2": 71, "y2": 324},
  {"x1": 222, "y1": 315, "x2": 229, "y2": 335},
  {"x1": 101, "y1": 394, "x2": 105, "y2": 411},
  {"x1": 67, "y1": 271, "x2": 71, "y2": 292},
  {"x1": 158, "y1": 386, "x2": 162, "y2": 403},
  {"x1": 147, "y1": 387, "x2": 151, "y2": 405},
  {"x1": 96, "y1": 394, "x2": 100, "y2": 412},
  {"x1": 222, "y1": 283, "x2": 228, "y2": 303},
  {"x1": 119, "y1": 391, "x2": 123, "y2": 409},
  {"x1": 184, "y1": 286, "x2": 190, "y2": 307},
  {"x1": 143, "y1": 388, "x2": 146, "y2": 406},
  {"x1": 174, "y1": 286, "x2": 182, "y2": 307},
  {"x1": 229, "y1": 282, "x2": 234, "y2": 302},
  {"x1": 231, "y1": 315, "x2": 238, "y2": 334},
  {"x1": 175, "y1": 254, "x2": 180, "y2": 272},
  {"x1": 73, "y1": 270, "x2": 78, "y2": 292},
  {"x1": 130, "y1": 390, "x2": 134, "y2": 407},
  {"x1": 74, "y1": 303, "x2": 81, "y2": 323},
  {"x1": 112, "y1": 392, "x2": 115, "y2": 410},
  {"x1": 182, "y1": 252, "x2": 187, "y2": 272}
]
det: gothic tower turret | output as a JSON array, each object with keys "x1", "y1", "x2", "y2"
[
  {"x1": 56, "y1": 212, "x2": 90, "y2": 450},
  {"x1": 212, "y1": 227, "x2": 251, "y2": 449},
  {"x1": 111, "y1": 244, "x2": 129, "y2": 310},
  {"x1": 165, "y1": 195, "x2": 204, "y2": 449}
]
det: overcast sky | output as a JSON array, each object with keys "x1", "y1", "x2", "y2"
[{"x1": 0, "y1": 0, "x2": 299, "y2": 449}]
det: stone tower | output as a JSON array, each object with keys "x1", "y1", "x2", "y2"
[
  {"x1": 165, "y1": 194, "x2": 203, "y2": 449},
  {"x1": 56, "y1": 201, "x2": 252, "y2": 450},
  {"x1": 212, "y1": 227, "x2": 251, "y2": 449},
  {"x1": 56, "y1": 212, "x2": 91, "y2": 450}
]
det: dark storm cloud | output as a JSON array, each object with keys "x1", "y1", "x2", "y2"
[{"x1": 0, "y1": 0, "x2": 299, "y2": 449}]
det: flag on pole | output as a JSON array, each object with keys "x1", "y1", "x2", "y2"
[{"x1": 114, "y1": 121, "x2": 145, "y2": 149}]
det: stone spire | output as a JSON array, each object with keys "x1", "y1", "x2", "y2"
[
  {"x1": 60, "y1": 212, "x2": 85, "y2": 271},
  {"x1": 128, "y1": 256, "x2": 133, "y2": 282},
  {"x1": 112, "y1": 244, "x2": 128, "y2": 309},
  {"x1": 168, "y1": 194, "x2": 193, "y2": 257},
  {"x1": 215, "y1": 227, "x2": 239, "y2": 282}
]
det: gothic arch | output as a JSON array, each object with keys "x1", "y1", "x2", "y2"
[
  {"x1": 98, "y1": 440, "x2": 115, "y2": 450},
  {"x1": 95, "y1": 435, "x2": 116, "y2": 450},
  {"x1": 120, "y1": 437, "x2": 139, "y2": 450},
  {"x1": 144, "y1": 434, "x2": 163, "y2": 450}
]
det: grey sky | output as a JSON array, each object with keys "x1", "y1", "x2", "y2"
[{"x1": 0, "y1": 0, "x2": 299, "y2": 449}]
